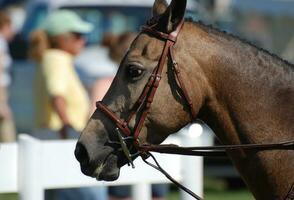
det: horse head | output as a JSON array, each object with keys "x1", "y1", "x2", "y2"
[
  {"x1": 74, "y1": 1, "x2": 294, "y2": 199},
  {"x1": 74, "y1": 0, "x2": 209, "y2": 181}
]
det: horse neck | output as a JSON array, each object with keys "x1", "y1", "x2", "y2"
[
  {"x1": 181, "y1": 22, "x2": 294, "y2": 144},
  {"x1": 179, "y1": 22, "x2": 294, "y2": 199}
]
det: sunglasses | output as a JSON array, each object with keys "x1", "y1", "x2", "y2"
[{"x1": 70, "y1": 32, "x2": 84, "y2": 40}]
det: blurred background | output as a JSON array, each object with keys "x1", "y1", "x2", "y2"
[{"x1": 0, "y1": 0, "x2": 293, "y2": 199}]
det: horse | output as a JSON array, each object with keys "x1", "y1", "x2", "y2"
[{"x1": 74, "y1": 0, "x2": 294, "y2": 199}]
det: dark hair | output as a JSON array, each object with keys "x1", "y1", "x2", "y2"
[{"x1": 29, "y1": 29, "x2": 65, "y2": 63}]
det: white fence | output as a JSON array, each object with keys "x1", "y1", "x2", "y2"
[{"x1": 0, "y1": 123, "x2": 213, "y2": 200}]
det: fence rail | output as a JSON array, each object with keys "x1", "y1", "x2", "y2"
[{"x1": 0, "y1": 124, "x2": 213, "y2": 200}]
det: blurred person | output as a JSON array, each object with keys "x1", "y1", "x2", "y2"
[
  {"x1": 29, "y1": 10, "x2": 107, "y2": 200},
  {"x1": 93, "y1": 32, "x2": 170, "y2": 200},
  {"x1": 0, "y1": 10, "x2": 16, "y2": 143}
]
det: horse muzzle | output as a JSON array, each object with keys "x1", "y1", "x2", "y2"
[{"x1": 74, "y1": 141, "x2": 121, "y2": 181}]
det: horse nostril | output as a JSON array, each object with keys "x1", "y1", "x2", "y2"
[{"x1": 75, "y1": 142, "x2": 90, "y2": 165}]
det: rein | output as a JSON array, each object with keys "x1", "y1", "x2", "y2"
[{"x1": 96, "y1": 20, "x2": 294, "y2": 200}]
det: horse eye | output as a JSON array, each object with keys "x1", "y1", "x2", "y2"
[{"x1": 127, "y1": 65, "x2": 144, "y2": 79}]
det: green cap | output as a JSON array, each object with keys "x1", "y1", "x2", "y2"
[{"x1": 41, "y1": 10, "x2": 94, "y2": 36}]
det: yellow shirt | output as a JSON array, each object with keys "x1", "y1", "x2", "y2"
[{"x1": 35, "y1": 49, "x2": 89, "y2": 131}]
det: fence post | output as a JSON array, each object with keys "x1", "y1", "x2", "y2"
[
  {"x1": 18, "y1": 134, "x2": 44, "y2": 200},
  {"x1": 180, "y1": 123, "x2": 204, "y2": 200},
  {"x1": 132, "y1": 183, "x2": 152, "y2": 200}
]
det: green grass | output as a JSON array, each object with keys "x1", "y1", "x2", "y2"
[
  {"x1": 205, "y1": 189, "x2": 253, "y2": 200},
  {"x1": 0, "y1": 193, "x2": 18, "y2": 200},
  {"x1": 205, "y1": 177, "x2": 253, "y2": 200}
]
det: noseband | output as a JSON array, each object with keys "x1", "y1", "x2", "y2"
[{"x1": 96, "y1": 20, "x2": 294, "y2": 200}]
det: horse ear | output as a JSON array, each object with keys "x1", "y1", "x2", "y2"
[
  {"x1": 152, "y1": 0, "x2": 168, "y2": 18},
  {"x1": 165, "y1": 0, "x2": 187, "y2": 32}
]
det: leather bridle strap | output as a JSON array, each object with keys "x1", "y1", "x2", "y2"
[
  {"x1": 132, "y1": 38, "x2": 175, "y2": 141},
  {"x1": 137, "y1": 140, "x2": 294, "y2": 200},
  {"x1": 96, "y1": 102, "x2": 131, "y2": 136},
  {"x1": 142, "y1": 153, "x2": 204, "y2": 200},
  {"x1": 169, "y1": 47, "x2": 197, "y2": 119},
  {"x1": 138, "y1": 140, "x2": 294, "y2": 156}
]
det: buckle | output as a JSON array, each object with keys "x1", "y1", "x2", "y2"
[{"x1": 115, "y1": 128, "x2": 139, "y2": 168}]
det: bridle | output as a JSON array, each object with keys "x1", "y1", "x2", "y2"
[
  {"x1": 96, "y1": 19, "x2": 196, "y2": 165},
  {"x1": 96, "y1": 19, "x2": 294, "y2": 200}
]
